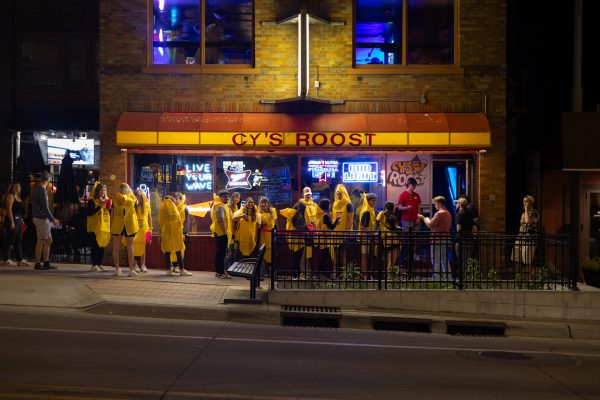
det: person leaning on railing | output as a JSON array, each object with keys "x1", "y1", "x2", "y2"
[{"x1": 419, "y1": 196, "x2": 452, "y2": 281}]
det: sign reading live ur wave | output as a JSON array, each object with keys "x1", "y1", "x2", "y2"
[{"x1": 116, "y1": 130, "x2": 491, "y2": 148}]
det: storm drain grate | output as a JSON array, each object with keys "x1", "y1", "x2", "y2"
[
  {"x1": 372, "y1": 319, "x2": 431, "y2": 333},
  {"x1": 281, "y1": 305, "x2": 341, "y2": 328},
  {"x1": 446, "y1": 321, "x2": 506, "y2": 337}
]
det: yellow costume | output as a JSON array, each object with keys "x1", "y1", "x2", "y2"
[
  {"x1": 279, "y1": 208, "x2": 312, "y2": 258},
  {"x1": 159, "y1": 197, "x2": 184, "y2": 254},
  {"x1": 110, "y1": 192, "x2": 139, "y2": 236},
  {"x1": 332, "y1": 184, "x2": 353, "y2": 231},
  {"x1": 86, "y1": 183, "x2": 111, "y2": 248},
  {"x1": 258, "y1": 207, "x2": 277, "y2": 263},
  {"x1": 299, "y1": 197, "x2": 318, "y2": 228},
  {"x1": 233, "y1": 205, "x2": 259, "y2": 257},
  {"x1": 170, "y1": 195, "x2": 188, "y2": 263},
  {"x1": 358, "y1": 194, "x2": 376, "y2": 231},
  {"x1": 210, "y1": 193, "x2": 232, "y2": 246},
  {"x1": 133, "y1": 194, "x2": 151, "y2": 257}
]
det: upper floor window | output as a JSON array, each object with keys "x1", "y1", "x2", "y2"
[
  {"x1": 354, "y1": 0, "x2": 454, "y2": 66},
  {"x1": 152, "y1": 0, "x2": 253, "y2": 66}
]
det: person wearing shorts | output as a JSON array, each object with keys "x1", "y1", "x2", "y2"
[
  {"x1": 110, "y1": 183, "x2": 139, "y2": 277},
  {"x1": 31, "y1": 171, "x2": 59, "y2": 271}
]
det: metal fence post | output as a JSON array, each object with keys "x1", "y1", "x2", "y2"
[
  {"x1": 377, "y1": 230, "x2": 383, "y2": 290},
  {"x1": 271, "y1": 227, "x2": 277, "y2": 290}
]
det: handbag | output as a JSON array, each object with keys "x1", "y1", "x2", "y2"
[{"x1": 145, "y1": 230, "x2": 152, "y2": 243}]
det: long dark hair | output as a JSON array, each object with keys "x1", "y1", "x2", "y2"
[
  {"x1": 243, "y1": 197, "x2": 257, "y2": 222},
  {"x1": 292, "y1": 201, "x2": 307, "y2": 229}
]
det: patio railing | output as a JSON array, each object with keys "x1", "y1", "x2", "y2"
[{"x1": 271, "y1": 229, "x2": 576, "y2": 290}]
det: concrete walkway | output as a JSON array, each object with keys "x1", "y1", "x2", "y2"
[{"x1": 1, "y1": 263, "x2": 600, "y2": 340}]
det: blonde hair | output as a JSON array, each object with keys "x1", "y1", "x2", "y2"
[
  {"x1": 134, "y1": 189, "x2": 146, "y2": 210},
  {"x1": 432, "y1": 196, "x2": 446, "y2": 206},
  {"x1": 5, "y1": 182, "x2": 20, "y2": 196},
  {"x1": 523, "y1": 195, "x2": 535, "y2": 204},
  {"x1": 118, "y1": 183, "x2": 133, "y2": 195}
]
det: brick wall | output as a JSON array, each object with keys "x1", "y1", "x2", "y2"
[
  {"x1": 0, "y1": 0, "x2": 14, "y2": 189},
  {"x1": 100, "y1": 0, "x2": 506, "y2": 230}
]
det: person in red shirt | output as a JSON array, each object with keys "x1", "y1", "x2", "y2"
[
  {"x1": 397, "y1": 177, "x2": 421, "y2": 230},
  {"x1": 419, "y1": 196, "x2": 452, "y2": 281}
]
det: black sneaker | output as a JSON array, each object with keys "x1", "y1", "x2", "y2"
[
  {"x1": 42, "y1": 262, "x2": 57, "y2": 270},
  {"x1": 34, "y1": 263, "x2": 42, "y2": 270}
]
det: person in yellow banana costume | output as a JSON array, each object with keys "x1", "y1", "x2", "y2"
[
  {"x1": 86, "y1": 182, "x2": 111, "y2": 272},
  {"x1": 159, "y1": 193, "x2": 192, "y2": 276},
  {"x1": 232, "y1": 197, "x2": 259, "y2": 258},
  {"x1": 332, "y1": 183, "x2": 354, "y2": 271},
  {"x1": 376, "y1": 201, "x2": 402, "y2": 272},
  {"x1": 110, "y1": 183, "x2": 139, "y2": 277},
  {"x1": 169, "y1": 193, "x2": 189, "y2": 274},
  {"x1": 210, "y1": 190, "x2": 232, "y2": 279},
  {"x1": 358, "y1": 193, "x2": 377, "y2": 276},
  {"x1": 132, "y1": 189, "x2": 152, "y2": 273},
  {"x1": 315, "y1": 198, "x2": 340, "y2": 278},
  {"x1": 258, "y1": 196, "x2": 277, "y2": 276}
]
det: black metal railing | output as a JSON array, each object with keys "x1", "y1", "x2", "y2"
[{"x1": 271, "y1": 229, "x2": 575, "y2": 290}]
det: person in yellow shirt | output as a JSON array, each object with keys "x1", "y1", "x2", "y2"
[
  {"x1": 258, "y1": 196, "x2": 277, "y2": 277},
  {"x1": 232, "y1": 197, "x2": 259, "y2": 258},
  {"x1": 159, "y1": 193, "x2": 192, "y2": 276},
  {"x1": 132, "y1": 189, "x2": 152, "y2": 273},
  {"x1": 358, "y1": 193, "x2": 377, "y2": 276},
  {"x1": 86, "y1": 182, "x2": 111, "y2": 272},
  {"x1": 299, "y1": 187, "x2": 318, "y2": 229},
  {"x1": 332, "y1": 183, "x2": 354, "y2": 271},
  {"x1": 210, "y1": 190, "x2": 232, "y2": 279},
  {"x1": 110, "y1": 183, "x2": 139, "y2": 277},
  {"x1": 226, "y1": 192, "x2": 241, "y2": 265}
]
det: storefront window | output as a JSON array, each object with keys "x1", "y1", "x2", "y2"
[
  {"x1": 216, "y1": 155, "x2": 298, "y2": 208},
  {"x1": 152, "y1": 0, "x2": 253, "y2": 66},
  {"x1": 133, "y1": 154, "x2": 214, "y2": 234},
  {"x1": 300, "y1": 156, "x2": 386, "y2": 212}
]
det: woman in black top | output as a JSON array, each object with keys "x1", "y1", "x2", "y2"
[
  {"x1": 2, "y1": 183, "x2": 28, "y2": 266},
  {"x1": 317, "y1": 199, "x2": 340, "y2": 277}
]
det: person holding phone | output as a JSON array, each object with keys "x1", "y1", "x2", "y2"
[{"x1": 86, "y1": 182, "x2": 111, "y2": 272}]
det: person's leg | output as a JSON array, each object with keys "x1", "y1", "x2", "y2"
[
  {"x1": 42, "y1": 237, "x2": 52, "y2": 263},
  {"x1": 177, "y1": 251, "x2": 192, "y2": 276},
  {"x1": 292, "y1": 248, "x2": 304, "y2": 278},
  {"x1": 2, "y1": 224, "x2": 16, "y2": 262},
  {"x1": 140, "y1": 253, "x2": 147, "y2": 272},
  {"x1": 14, "y1": 222, "x2": 24, "y2": 264},
  {"x1": 111, "y1": 235, "x2": 122, "y2": 275},
  {"x1": 214, "y1": 235, "x2": 228, "y2": 276},
  {"x1": 34, "y1": 239, "x2": 44, "y2": 266},
  {"x1": 164, "y1": 251, "x2": 173, "y2": 274},
  {"x1": 126, "y1": 236, "x2": 136, "y2": 276}
]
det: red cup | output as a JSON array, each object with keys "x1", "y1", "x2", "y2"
[{"x1": 105, "y1": 198, "x2": 111, "y2": 208}]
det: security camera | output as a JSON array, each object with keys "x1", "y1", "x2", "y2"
[
  {"x1": 478, "y1": 149, "x2": 487, "y2": 156},
  {"x1": 120, "y1": 148, "x2": 127, "y2": 153}
]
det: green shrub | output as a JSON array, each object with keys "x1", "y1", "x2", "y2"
[{"x1": 581, "y1": 257, "x2": 600, "y2": 272}]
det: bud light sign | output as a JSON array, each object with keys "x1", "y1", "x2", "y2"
[{"x1": 342, "y1": 162, "x2": 379, "y2": 183}]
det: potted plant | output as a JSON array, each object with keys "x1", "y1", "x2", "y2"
[{"x1": 582, "y1": 257, "x2": 600, "y2": 287}]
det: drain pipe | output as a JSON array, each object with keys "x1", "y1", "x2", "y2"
[
  {"x1": 420, "y1": 90, "x2": 488, "y2": 115},
  {"x1": 10, "y1": 130, "x2": 20, "y2": 181}
]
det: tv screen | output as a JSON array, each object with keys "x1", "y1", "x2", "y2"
[{"x1": 47, "y1": 138, "x2": 95, "y2": 165}]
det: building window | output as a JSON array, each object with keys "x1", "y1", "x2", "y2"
[
  {"x1": 151, "y1": 0, "x2": 254, "y2": 66},
  {"x1": 354, "y1": 0, "x2": 454, "y2": 66}
]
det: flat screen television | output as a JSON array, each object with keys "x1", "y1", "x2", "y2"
[{"x1": 47, "y1": 138, "x2": 95, "y2": 165}]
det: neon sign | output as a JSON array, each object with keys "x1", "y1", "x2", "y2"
[
  {"x1": 136, "y1": 184, "x2": 150, "y2": 199},
  {"x1": 223, "y1": 161, "x2": 252, "y2": 190},
  {"x1": 184, "y1": 163, "x2": 213, "y2": 191},
  {"x1": 307, "y1": 159, "x2": 339, "y2": 181},
  {"x1": 342, "y1": 162, "x2": 379, "y2": 183}
]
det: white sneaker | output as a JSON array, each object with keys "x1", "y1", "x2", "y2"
[
  {"x1": 140, "y1": 265, "x2": 148, "y2": 273},
  {"x1": 18, "y1": 260, "x2": 30, "y2": 267},
  {"x1": 134, "y1": 265, "x2": 141, "y2": 273},
  {"x1": 173, "y1": 267, "x2": 181, "y2": 273},
  {"x1": 180, "y1": 269, "x2": 192, "y2": 276},
  {"x1": 4, "y1": 260, "x2": 16, "y2": 266},
  {"x1": 129, "y1": 269, "x2": 138, "y2": 277},
  {"x1": 91, "y1": 265, "x2": 102, "y2": 272},
  {"x1": 167, "y1": 269, "x2": 177, "y2": 276},
  {"x1": 98, "y1": 265, "x2": 106, "y2": 271},
  {"x1": 114, "y1": 268, "x2": 123, "y2": 277}
]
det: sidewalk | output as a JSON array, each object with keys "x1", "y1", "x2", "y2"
[{"x1": 1, "y1": 263, "x2": 600, "y2": 340}]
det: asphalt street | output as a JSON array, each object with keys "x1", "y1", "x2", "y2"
[{"x1": 1, "y1": 306, "x2": 600, "y2": 400}]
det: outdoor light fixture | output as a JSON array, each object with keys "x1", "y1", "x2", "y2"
[{"x1": 260, "y1": 10, "x2": 345, "y2": 105}]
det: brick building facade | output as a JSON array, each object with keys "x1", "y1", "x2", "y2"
[{"x1": 99, "y1": 0, "x2": 506, "y2": 231}]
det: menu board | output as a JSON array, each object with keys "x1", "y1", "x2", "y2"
[{"x1": 262, "y1": 166, "x2": 292, "y2": 206}]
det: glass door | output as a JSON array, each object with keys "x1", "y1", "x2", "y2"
[{"x1": 586, "y1": 190, "x2": 600, "y2": 259}]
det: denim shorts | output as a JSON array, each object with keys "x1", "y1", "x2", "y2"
[{"x1": 33, "y1": 218, "x2": 52, "y2": 240}]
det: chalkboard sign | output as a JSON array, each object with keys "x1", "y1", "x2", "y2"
[{"x1": 262, "y1": 166, "x2": 292, "y2": 205}]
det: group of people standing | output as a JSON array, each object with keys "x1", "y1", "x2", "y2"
[{"x1": 85, "y1": 181, "x2": 192, "y2": 277}]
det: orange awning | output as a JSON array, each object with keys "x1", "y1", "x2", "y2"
[{"x1": 116, "y1": 112, "x2": 491, "y2": 150}]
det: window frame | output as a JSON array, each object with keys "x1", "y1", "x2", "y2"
[
  {"x1": 145, "y1": 0, "x2": 256, "y2": 74},
  {"x1": 352, "y1": 0, "x2": 462, "y2": 74}
]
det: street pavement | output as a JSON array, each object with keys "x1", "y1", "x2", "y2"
[{"x1": 1, "y1": 262, "x2": 600, "y2": 340}]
